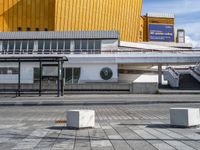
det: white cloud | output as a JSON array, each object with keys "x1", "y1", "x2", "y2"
[
  {"x1": 177, "y1": 22, "x2": 200, "y2": 47},
  {"x1": 185, "y1": 36, "x2": 200, "y2": 48}
]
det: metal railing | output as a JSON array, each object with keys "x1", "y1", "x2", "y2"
[{"x1": 0, "y1": 49, "x2": 199, "y2": 55}]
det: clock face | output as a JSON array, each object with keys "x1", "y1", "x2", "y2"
[{"x1": 100, "y1": 67, "x2": 113, "y2": 80}]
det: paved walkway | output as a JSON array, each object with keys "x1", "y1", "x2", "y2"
[
  {"x1": 0, "y1": 94, "x2": 200, "y2": 106},
  {"x1": 1, "y1": 102, "x2": 200, "y2": 150}
]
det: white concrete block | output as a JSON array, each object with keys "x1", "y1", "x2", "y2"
[
  {"x1": 170, "y1": 108, "x2": 200, "y2": 127},
  {"x1": 67, "y1": 110, "x2": 95, "y2": 129}
]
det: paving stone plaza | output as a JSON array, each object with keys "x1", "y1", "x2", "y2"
[{"x1": 1, "y1": 95, "x2": 200, "y2": 150}]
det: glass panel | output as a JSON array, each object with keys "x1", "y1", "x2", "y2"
[
  {"x1": 51, "y1": 40, "x2": 57, "y2": 53},
  {"x1": 81, "y1": 40, "x2": 87, "y2": 52},
  {"x1": 64, "y1": 40, "x2": 71, "y2": 54},
  {"x1": 88, "y1": 40, "x2": 94, "y2": 53},
  {"x1": 65, "y1": 68, "x2": 72, "y2": 84},
  {"x1": 44, "y1": 40, "x2": 51, "y2": 54},
  {"x1": 34, "y1": 68, "x2": 40, "y2": 81},
  {"x1": 28, "y1": 40, "x2": 34, "y2": 54},
  {"x1": 0, "y1": 68, "x2": 19, "y2": 74},
  {"x1": 73, "y1": 68, "x2": 81, "y2": 83},
  {"x1": 15, "y1": 40, "x2": 21, "y2": 54},
  {"x1": 8, "y1": 40, "x2": 14, "y2": 54},
  {"x1": 12, "y1": 68, "x2": 19, "y2": 74},
  {"x1": 38, "y1": 40, "x2": 44, "y2": 54},
  {"x1": 74, "y1": 40, "x2": 81, "y2": 53},
  {"x1": 57, "y1": 40, "x2": 64, "y2": 53},
  {"x1": 22, "y1": 40, "x2": 28, "y2": 53},
  {"x1": 2, "y1": 41, "x2": 8, "y2": 54},
  {"x1": 95, "y1": 40, "x2": 101, "y2": 53}
]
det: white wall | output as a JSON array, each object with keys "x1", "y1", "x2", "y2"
[
  {"x1": 0, "y1": 62, "x2": 118, "y2": 84},
  {"x1": 65, "y1": 63, "x2": 118, "y2": 83},
  {"x1": 0, "y1": 62, "x2": 38, "y2": 84}
]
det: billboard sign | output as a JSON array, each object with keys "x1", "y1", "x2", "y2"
[{"x1": 149, "y1": 24, "x2": 174, "y2": 42}]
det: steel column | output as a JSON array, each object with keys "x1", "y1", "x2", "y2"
[
  {"x1": 57, "y1": 60, "x2": 61, "y2": 97},
  {"x1": 39, "y1": 60, "x2": 42, "y2": 96},
  {"x1": 61, "y1": 61, "x2": 64, "y2": 96},
  {"x1": 18, "y1": 60, "x2": 21, "y2": 96},
  {"x1": 158, "y1": 64, "x2": 162, "y2": 86}
]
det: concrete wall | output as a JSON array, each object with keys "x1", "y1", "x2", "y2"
[
  {"x1": 130, "y1": 82, "x2": 158, "y2": 94},
  {"x1": 0, "y1": 82, "x2": 158, "y2": 94}
]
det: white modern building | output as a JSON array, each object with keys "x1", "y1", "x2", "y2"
[{"x1": 0, "y1": 31, "x2": 199, "y2": 96}]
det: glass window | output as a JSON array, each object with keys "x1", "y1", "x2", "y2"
[
  {"x1": 74, "y1": 40, "x2": 81, "y2": 50},
  {"x1": 95, "y1": 40, "x2": 101, "y2": 50},
  {"x1": 64, "y1": 40, "x2": 71, "y2": 54},
  {"x1": 57, "y1": 40, "x2": 64, "y2": 53},
  {"x1": 0, "y1": 67, "x2": 19, "y2": 75},
  {"x1": 81, "y1": 40, "x2": 87, "y2": 52},
  {"x1": 65, "y1": 68, "x2": 81, "y2": 84},
  {"x1": 88, "y1": 40, "x2": 94, "y2": 50},
  {"x1": 95, "y1": 40, "x2": 101, "y2": 53},
  {"x1": 38, "y1": 40, "x2": 44, "y2": 54},
  {"x1": 51, "y1": 40, "x2": 57, "y2": 53},
  {"x1": 28, "y1": 40, "x2": 34, "y2": 54},
  {"x1": 44, "y1": 40, "x2": 51, "y2": 54},
  {"x1": 2, "y1": 41, "x2": 8, "y2": 53},
  {"x1": 12, "y1": 68, "x2": 19, "y2": 74},
  {"x1": 0, "y1": 68, "x2": 7, "y2": 74},
  {"x1": 34, "y1": 68, "x2": 40, "y2": 81},
  {"x1": 66, "y1": 68, "x2": 72, "y2": 84},
  {"x1": 74, "y1": 40, "x2": 81, "y2": 53},
  {"x1": 73, "y1": 68, "x2": 81, "y2": 83},
  {"x1": 8, "y1": 40, "x2": 14, "y2": 54},
  {"x1": 15, "y1": 40, "x2": 21, "y2": 54},
  {"x1": 22, "y1": 40, "x2": 28, "y2": 53}
]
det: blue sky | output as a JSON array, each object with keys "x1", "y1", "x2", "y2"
[{"x1": 142, "y1": 0, "x2": 200, "y2": 47}]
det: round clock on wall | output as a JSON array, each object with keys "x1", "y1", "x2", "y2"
[{"x1": 100, "y1": 67, "x2": 113, "y2": 80}]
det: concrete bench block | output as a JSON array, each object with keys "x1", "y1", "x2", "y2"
[
  {"x1": 170, "y1": 108, "x2": 200, "y2": 127},
  {"x1": 67, "y1": 110, "x2": 95, "y2": 129}
]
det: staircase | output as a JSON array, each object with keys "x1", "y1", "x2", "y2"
[{"x1": 163, "y1": 67, "x2": 180, "y2": 88}]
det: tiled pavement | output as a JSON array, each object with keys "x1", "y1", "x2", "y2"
[{"x1": 1, "y1": 103, "x2": 200, "y2": 150}]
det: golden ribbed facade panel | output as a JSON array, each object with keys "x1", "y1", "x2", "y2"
[
  {"x1": 0, "y1": 0, "x2": 55, "y2": 31},
  {"x1": 0, "y1": 0, "x2": 143, "y2": 42},
  {"x1": 54, "y1": 0, "x2": 142, "y2": 42}
]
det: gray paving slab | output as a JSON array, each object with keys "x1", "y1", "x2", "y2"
[
  {"x1": 112, "y1": 126, "x2": 158, "y2": 150},
  {"x1": 0, "y1": 97, "x2": 200, "y2": 150},
  {"x1": 74, "y1": 129, "x2": 91, "y2": 150}
]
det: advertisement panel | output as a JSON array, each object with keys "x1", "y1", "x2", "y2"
[{"x1": 149, "y1": 24, "x2": 174, "y2": 42}]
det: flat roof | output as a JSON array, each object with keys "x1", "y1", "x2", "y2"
[
  {"x1": 0, "y1": 55, "x2": 68, "y2": 62},
  {"x1": 147, "y1": 12, "x2": 175, "y2": 18},
  {"x1": 0, "y1": 31, "x2": 119, "y2": 40}
]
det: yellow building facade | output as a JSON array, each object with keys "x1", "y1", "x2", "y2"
[{"x1": 0, "y1": 0, "x2": 142, "y2": 42}]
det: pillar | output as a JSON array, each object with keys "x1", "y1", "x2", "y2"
[
  {"x1": 18, "y1": 59, "x2": 21, "y2": 96},
  {"x1": 158, "y1": 64, "x2": 162, "y2": 86},
  {"x1": 39, "y1": 60, "x2": 42, "y2": 96}
]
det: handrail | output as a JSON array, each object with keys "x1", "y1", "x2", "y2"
[
  {"x1": 0, "y1": 49, "x2": 199, "y2": 55},
  {"x1": 167, "y1": 67, "x2": 179, "y2": 77}
]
